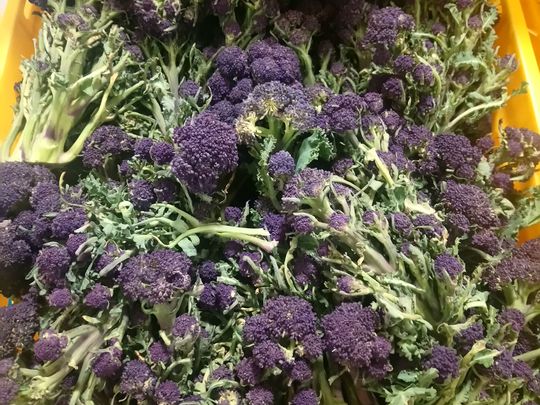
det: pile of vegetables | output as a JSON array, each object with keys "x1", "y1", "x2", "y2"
[{"x1": 1, "y1": 0, "x2": 539, "y2": 404}]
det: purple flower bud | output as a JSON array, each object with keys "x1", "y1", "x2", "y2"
[
  {"x1": 434, "y1": 253, "x2": 463, "y2": 278},
  {"x1": 291, "y1": 216, "x2": 314, "y2": 234},
  {"x1": 246, "y1": 386, "x2": 274, "y2": 405},
  {"x1": 423, "y1": 345, "x2": 459, "y2": 383},
  {"x1": 119, "y1": 360, "x2": 157, "y2": 400},
  {"x1": 150, "y1": 142, "x2": 175, "y2": 165},
  {"x1": 497, "y1": 308, "x2": 525, "y2": 333},
  {"x1": 236, "y1": 357, "x2": 263, "y2": 386},
  {"x1": 47, "y1": 288, "x2": 73, "y2": 309},
  {"x1": 134, "y1": 138, "x2": 154, "y2": 162},
  {"x1": 91, "y1": 346, "x2": 123, "y2": 378},
  {"x1": 292, "y1": 388, "x2": 318, "y2": 405},
  {"x1": 268, "y1": 151, "x2": 295, "y2": 178},
  {"x1": 149, "y1": 342, "x2": 171, "y2": 364},
  {"x1": 0, "y1": 377, "x2": 19, "y2": 404},
  {"x1": 66, "y1": 234, "x2": 87, "y2": 258},
  {"x1": 224, "y1": 207, "x2": 243, "y2": 224},
  {"x1": 34, "y1": 329, "x2": 68, "y2": 363},
  {"x1": 155, "y1": 380, "x2": 181, "y2": 405},
  {"x1": 329, "y1": 212, "x2": 348, "y2": 230},
  {"x1": 84, "y1": 284, "x2": 111, "y2": 310}
]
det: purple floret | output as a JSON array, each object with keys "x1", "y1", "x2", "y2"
[
  {"x1": 471, "y1": 230, "x2": 501, "y2": 256},
  {"x1": 149, "y1": 342, "x2": 171, "y2": 364},
  {"x1": 224, "y1": 206, "x2": 242, "y2": 224},
  {"x1": 179, "y1": 80, "x2": 200, "y2": 99},
  {"x1": 293, "y1": 253, "x2": 318, "y2": 286},
  {"x1": 394, "y1": 124, "x2": 433, "y2": 151},
  {"x1": 34, "y1": 329, "x2": 68, "y2": 363},
  {"x1": 489, "y1": 350, "x2": 514, "y2": 380},
  {"x1": 413, "y1": 215, "x2": 445, "y2": 238},
  {"x1": 328, "y1": 212, "x2": 349, "y2": 230},
  {"x1": 454, "y1": 322, "x2": 484, "y2": 354},
  {"x1": 362, "y1": 92, "x2": 384, "y2": 114},
  {"x1": 423, "y1": 346, "x2": 460, "y2": 383},
  {"x1": 153, "y1": 179, "x2": 178, "y2": 203},
  {"x1": 129, "y1": 180, "x2": 156, "y2": 211},
  {"x1": 491, "y1": 172, "x2": 513, "y2": 193},
  {"x1": 154, "y1": 380, "x2": 181, "y2": 405},
  {"x1": 208, "y1": 71, "x2": 232, "y2": 102},
  {"x1": 497, "y1": 308, "x2": 525, "y2": 333},
  {"x1": 66, "y1": 233, "x2": 87, "y2": 258},
  {"x1": 206, "y1": 100, "x2": 238, "y2": 125},
  {"x1": 442, "y1": 182, "x2": 499, "y2": 228},
  {"x1": 84, "y1": 283, "x2": 111, "y2": 310},
  {"x1": 117, "y1": 250, "x2": 192, "y2": 305},
  {"x1": 253, "y1": 341, "x2": 286, "y2": 369},
  {"x1": 390, "y1": 212, "x2": 413, "y2": 237},
  {"x1": 262, "y1": 213, "x2": 287, "y2": 242},
  {"x1": 30, "y1": 181, "x2": 61, "y2": 215},
  {"x1": 36, "y1": 246, "x2": 71, "y2": 287},
  {"x1": 47, "y1": 288, "x2": 73, "y2": 309},
  {"x1": 413, "y1": 64, "x2": 435, "y2": 86},
  {"x1": 289, "y1": 359, "x2": 312, "y2": 382},
  {"x1": 393, "y1": 55, "x2": 415, "y2": 76},
  {"x1": 363, "y1": 7, "x2": 415, "y2": 48},
  {"x1": 0, "y1": 359, "x2": 13, "y2": 376},
  {"x1": 0, "y1": 230, "x2": 34, "y2": 296},
  {"x1": 216, "y1": 46, "x2": 248, "y2": 80},
  {"x1": 430, "y1": 134, "x2": 482, "y2": 179},
  {"x1": 172, "y1": 314, "x2": 201, "y2": 340},
  {"x1": 248, "y1": 41, "x2": 302, "y2": 85},
  {"x1": 264, "y1": 296, "x2": 318, "y2": 341},
  {"x1": 198, "y1": 283, "x2": 236, "y2": 311},
  {"x1": 291, "y1": 215, "x2": 314, "y2": 234},
  {"x1": 282, "y1": 168, "x2": 332, "y2": 209},
  {"x1": 292, "y1": 388, "x2": 319, "y2": 405},
  {"x1": 236, "y1": 357, "x2": 263, "y2": 386},
  {"x1": 150, "y1": 142, "x2": 175, "y2": 165},
  {"x1": 332, "y1": 158, "x2": 354, "y2": 176},
  {"x1": 382, "y1": 77, "x2": 404, "y2": 101},
  {"x1": 246, "y1": 386, "x2": 274, "y2": 405},
  {"x1": 268, "y1": 151, "x2": 295, "y2": 178},
  {"x1": 172, "y1": 114, "x2": 238, "y2": 195},
  {"x1": 0, "y1": 296, "x2": 38, "y2": 359},
  {"x1": 51, "y1": 209, "x2": 87, "y2": 240},
  {"x1": 434, "y1": 253, "x2": 463, "y2": 278},
  {"x1": 321, "y1": 93, "x2": 363, "y2": 132},
  {"x1": 82, "y1": 126, "x2": 133, "y2": 168},
  {"x1": 228, "y1": 78, "x2": 253, "y2": 104},
  {"x1": 322, "y1": 302, "x2": 391, "y2": 378},
  {"x1": 198, "y1": 261, "x2": 218, "y2": 283},
  {"x1": 134, "y1": 138, "x2": 154, "y2": 162},
  {"x1": 120, "y1": 360, "x2": 157, "y2": 401},
  {"x1": 0, "y1": 377, "x2": 19, "y2": 404},
  {"x1": 91, "y1": 346, "x2": 123, "y2": 378}
]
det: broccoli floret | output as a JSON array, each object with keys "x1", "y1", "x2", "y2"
[
  {"x1": 363, "y1": 7, "x2": 415, "y2": 49},
  {"x1": 422, "y1": 345, "x2": 460, "y2": 383},
  {"x1": 292, "y1": 388, "x2": 318, "y2": 405},
  {"x1": 245, "y1": 386, "x2": 274, "y2": 405},
  {"x1": 82, "y1": 126, "x2": 133, "y2": 169},
  {"x1": 197, "y1": 283, "x2": 236, "y2": 311},
  {"x1": 36, "y1": 246, "x2": 72, "y2": 288},
  {"x1": 83, "y1": 283, "x2": 112, "y2": 310},
  {"x1": 0, "y1": 377, "x2": 19, "y2": 404},
  {"x1": 129, "y1": 180, "x2": 157, "y2": 211},
  {"x1": 247, "y1": 41, "x2": 302, "y2": 85},
  {"x1": 0, "y1": 295, "x2": 38, "y2": 359},
  {"x1": 47, "y1": 288, "x2": 73, "y2": 309},
  {"x1": 51, "y1": 208, "x2": 87, "y2": 240},
  {"x1": 34, "y1": 329, "x2": 69, "y2": 363},
  {"x1": 321, "y1": 93, "x2": 363, "y2": 133},
  {"x1": 454, "y1": 322, "x2": 484, "y2": 354},
  {"x1": 149, "y1": 142, "x2": 175, "y2": 165},
  {"x1": 119, "y1": 360, "x2": 157, "y2": 401},
  {"x1": 148, "y1": 342, "x2": 171, "y2": 364},
  {"x1": 215, "y1": 46, "x2": 249, "y2": 81},
  {"x1": 154, "y1": 380, "x2": 181, "y2": 405},
  {"x1": 91, "y1": 345, "x2": 123, "y2": 379},
  {"x1": 0, "y1": 228, "x2": 34, "y2": 296}
]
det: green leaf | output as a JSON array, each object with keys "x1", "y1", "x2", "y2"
[
  {"x1": 177, "y1": 237, "x2": 199, "y2": 257},
  {"x1": 470, "y1": 349, "x2": 499, "y2": 368},
  {"x1": 296, "y1": 131, "x2": 335, "y2": 171}
]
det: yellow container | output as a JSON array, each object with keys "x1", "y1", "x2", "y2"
[{"x1": 0, "y1": 1, "x2": 539, "y2": 305}]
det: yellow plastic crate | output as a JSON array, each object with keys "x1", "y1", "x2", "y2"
[{"x1": 0, "y1": 1, "x2": 539, "y2": 305}]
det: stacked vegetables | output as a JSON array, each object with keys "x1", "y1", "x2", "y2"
[{"x1": 0, "y1": 0, "x2": 539, "y2": 404}]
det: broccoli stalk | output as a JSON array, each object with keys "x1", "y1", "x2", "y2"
[{"x1": 1, "y1": 6, "x2": 145, "y2": 164}]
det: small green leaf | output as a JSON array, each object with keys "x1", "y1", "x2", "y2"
[{"x1": 296, "y1": 131, "x2": 335, "y2": 171}]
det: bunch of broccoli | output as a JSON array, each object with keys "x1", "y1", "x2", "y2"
[{"x1": 0, "y1": 0, "x2": 539, "y2": 404}]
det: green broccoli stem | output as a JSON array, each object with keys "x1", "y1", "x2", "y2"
[
  {"x1": 315, "y1": 360, "x2": 348, "y2": 405},
  {"x1": 514, "y1": 347, "x2": 540, "y2": 362},
  {"x1": 152, "y1": 298, "x2": 184, "y2": 333},
  {"x1": 297, "y1": 47, "x2": 316, "y2": 86}
]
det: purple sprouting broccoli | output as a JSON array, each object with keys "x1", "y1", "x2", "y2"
[
  {"x1": 47, "y1": 288, "x2": 73, "y2": 309},
  {"x1": 153, "y1": 179, "x2": 178, "y2": 203},
  {"x1": 454, "y1": 322, "x2": 484, "y2": 354},
  {"x1": 84, "y1": 283, "x2": 112, "y2": 310},
  {"x1": 381, "y1": 77, "x2": 404, "y2": 101},
  {"x1": 362, "y1": 92, "x2": 384, "y2": 114},
  {"x1": 211, "y1": 365, "x2": 234, "y2": 381},
  {"x1": 393, "y1": 55, "x2": 415, "y2": 76},
  {"x1": 363, "y1": 7, "x2": 415, "y2": 49},
  {"x1": 30, "y1": 181, "x2": 61, "y2": 215},
  {"x1": 245, "y1": 386, "x2": 274, "y2": 405},
  {"x1": 210, "y1": 0, "x2": 232, "y2": 16},
  {"x1": 117, "y1": 250, "x2": 191, "y2": 330},
  {"x1": 172, "y1": 114, "x2": 238, "y2": 195},
  {"x1": 322, "y1": 302, "x2": 392, "y2": 379},
  {"x1": 476, "y1": 134, "x2": 494, "y2": 153},
  {"x1": 393, "y1": 124, "x2": 433, "y2": 155},
  {"x1": 236, "y1": 357, "x2": 263, "y2": 386},
  {"x1": 0, "y1": 162, "x2": 55, "y2": 218},
  {"x1": 292, "y1": 388, "x2": 319, "y2": 405},
  {"x1": 224, "y1": 207, "x2": 243, "y2": 225},
  {"x1": 95, "y1": 243, "x2": 122, "y2": 273},
  {"x1": 198, "y1": 261, "x2": 218, "y2": 283},
  {"x1": 442, "y1": 181, "x2": 500, "y2": 229},
  {"x1": 198, "y1": 283, "x2": 236, "y2": 312},
  {"x1": 247, "y1": 41, "x2": 302, "y2": 85},
  {"x1": 434, "y1": 253, "x2": 463, "y2": 279},
  {"x1": 36, "y1": 246, "x2": 72, "y2": 288},
  {"x1": 82, "y1": 126, "x2": 133, "y2": 169},
  {"x1": 293, "y1": 253, "x2": 318, "y2": 287},
  {"x1": 91, "y1": 345, "x2": 123, "y2": 378},
  {"x1": 0, "y1": 229, "x2": 34, "y2": 296},
  {"x1": 150, "y1": 142, "x2": 175, "y2": 165},
  {"x1": 171, "y1": 314, "x2": 203, "y2": 352},
  {"x1": 426, "y1": 134, "x2": 482, "y2": 180},
  {"x1": 179, "y1": 80, "x2": 200, "y2": 99},
  {"x1": 412, "y1": 214, "x2": 446, "y2": 239},
  {"x1": 268, "y1": 151, "x2": 295, "y2": 179},
  {"x1": 0, "y1": 377, "x2": 19, "y2": 404},
  {"x1": 497, "y1": 308, "x2": 525, "y2": 333},
  {"x1": 262, "y1": 213, "x2": 287, "y2": 242},
  {"x1": 117, "y1": 250, "x2": 191, "y2": 304},
  {"x1": 119, "y1": 360, "x2": 157, "y2": 401},
  {"x1": 328, "y1": 212, "x2": 349, "y2": 231},
  {"x1": 252, "y1": 341, "x2": 286, "y2": 370},
  {"x1": 238, "y1": 251, "x2": 266, "y2": 283},
  {"x1": 362, "y1": 210, "x2": 379, "y2": 226},
  {"x1": 488, "y1": 350, "x2": 514, "y2": 381},
  {"x1": 66, "y1": 233, "x2": 88, "y2": 258},
  {"x1": 228, "y1": 78, "x2": 253, "y2": 104},
  {"x1": 422, "y1": 345, "x2": 460, "y2": 383},
  {"x1": 154, "y1": 380, "x2": 181, "y2": 405},
  {"x1": 291, "y1": 215, "x2": 314, "y2": 235},
  {"x1": 491, "y1": 172, "x2": 513, "y2": 193},
  {"x1": 389, "y1": 212, "x2": 413, "y2": 237},
  {"x1": 206, "y1": 100, "x2": 238, "y2": 125},
  {"x1": 208, "y1": 71, "x2": 232, "y2": 103},
  {"x1": 471, "y1": 230, "x2": 502, "y2": 256},
  {"x1": 282, "y1": 168, "x2": 332, "y2": 210},
  {"x1": 493, "y1": 127, "x2": 540, "y2": 182},
  {"x1": 418, "y1": 95, "x2": 436, "y2": 115},
  {"x1": 288, "y1": 359, "x2": 312, "y2": 382},
  {"x1": 332, "y1": 158, "x2": 354, "y2": 176},
  {"x1": 51, "y1": 209, "x2": 87, "y2": 240},
  {"x1": 412, "y1": 64, "x2": 435, "y2": 86},
  {"x1": 275, "y1": 9, "x2": 320, "y2": 47},
  {"x1": 321, "y1": 93, "x2": 364, "y2": 133},
  {"x1": 149, "y1": 342, "x2": 171, "y2": 364},
  {"x1": 337, "y1": 275, "x2": 369, "y2": 295},
  {"x1": 129, "y1": 180, "x2": 157, "y2": 211},
  {"x1": 445, "y1": 213, "x2": 470, "y2": 238},
  {"x1": 0, "y1": 295, "x2": 38, "y2": 359},
  {"x1": 34, "y1": 329, "x2": 68, "y2": 363},
  {"x1": 216, "y1": 46, "x2": 249, "y2": 80},
  {"x1": 134, "y1": 138, "x2": 154, "y2": 162}
]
